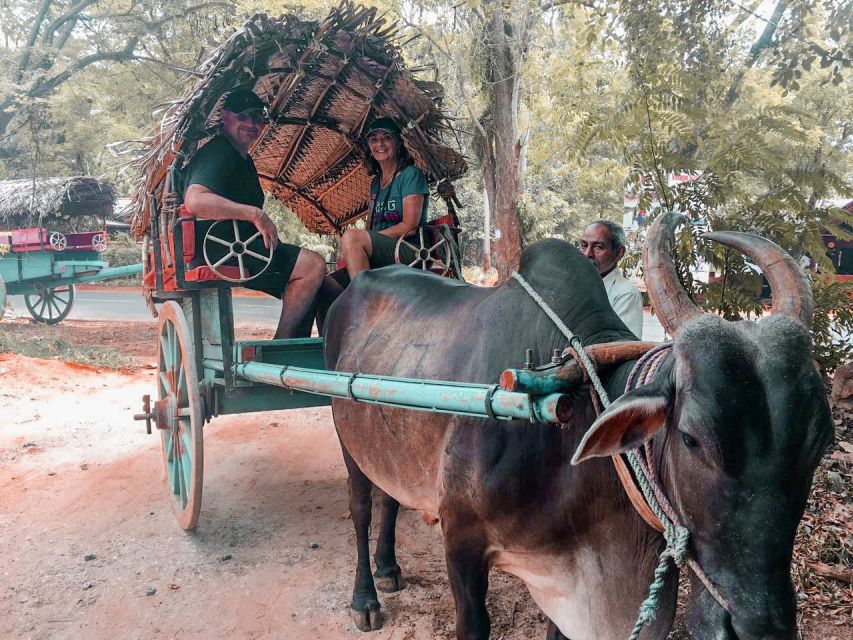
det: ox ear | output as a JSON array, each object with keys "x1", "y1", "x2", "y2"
[{"x1": 571, "y1": 383, "x2": 671, "y2": 464}]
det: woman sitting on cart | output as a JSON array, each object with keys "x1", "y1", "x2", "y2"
[{"x1": 326, "y1": 117, "x2": 430, "y2": 294}]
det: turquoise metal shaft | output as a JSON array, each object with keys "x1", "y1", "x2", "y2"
[
  {"x1": 74, "y1": 263, "x2": 143, "y2": 283},
  {"x1": 234, "y1": 361, "x2": 568, "y2": 423}
]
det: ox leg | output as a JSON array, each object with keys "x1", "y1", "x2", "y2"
[
  {"x1": 545, "y1": 619, "x2": 569, "y2": 640},
  {"x1": 444, "y1": 524, "x2": 490, "y2": 640},
  {"x1": 342, "y1": 448, "x2": 383, "y2": 632},
  {"x1": 373, "y1": 491, "x2": 405, "y2": 593}
]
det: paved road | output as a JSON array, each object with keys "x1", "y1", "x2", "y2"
[
  {"x1": 6, "y1": 288, "x2": 282, "y2": 324},
  {"x1": 6, "y1": 287, "x2": 668, "y2": 340}
]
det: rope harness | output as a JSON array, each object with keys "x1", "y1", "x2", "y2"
[{"x1": 511, "y1": 272, "x2": 731, "y2": 638}]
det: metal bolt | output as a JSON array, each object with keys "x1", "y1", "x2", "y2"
[
  {"x1": 551, "y1": 348, "x2": 562, "y2": 365},
  {"x1": 524, "y1": 349, "x2": 534, "y2": 370}
]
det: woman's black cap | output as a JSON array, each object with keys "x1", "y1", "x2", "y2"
[{"x1": 364, "y1": 117, "x2": 401, "y2": 138}]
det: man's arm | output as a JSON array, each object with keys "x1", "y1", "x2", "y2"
[{"x1": 184, "y1": 184, "x2": 278, "y2": 249}]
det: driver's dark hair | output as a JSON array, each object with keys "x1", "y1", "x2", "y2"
[
  {"x1": 363, "y1": 135, "x2": 414, "y2": 177},
  {"x1": 590, "y1": 219, "x2": 626, "y2": 253}
]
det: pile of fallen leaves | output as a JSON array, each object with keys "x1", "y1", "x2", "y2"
[{"x1": 792, "y1": 405, "x2": 853, "y2": 631}]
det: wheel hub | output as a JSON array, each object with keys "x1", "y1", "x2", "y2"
[{"x1": 151, "y1": 395, "x2": 178, "y2": 431}]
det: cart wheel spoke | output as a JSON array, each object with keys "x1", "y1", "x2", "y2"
[
  {"x1": 237, "y1": 254, "x2": 247, "y2": 280},
  {"x1": 244, "y1": 231, "x2": 262, "y2": 246},
  {"x1": 244, "y1": 249, "x2": 271, "y2": 263},
  {"x1": 207, "y1": 235, "x2": 232, "y2": 248},
  {"x1": 48, "y1": 295, "x2": 62, "y2": 319},
  {"x1": 428, "y1": 238, "x2": 447, "y2": 252},
  {"x1": 212, "y1": 251, "x2": 236, "y2": 269},
  {"x1": 232, "y1": 219, "x2": 242, "y2": 242},
  {"x1": 176, "y1": 363, "x2": 186, "y2": 405},
  {"x1": 37, "y1": 296, "x2": 49, "y2": 319}
]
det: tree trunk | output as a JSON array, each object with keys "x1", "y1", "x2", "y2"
[
  {"x1": 483, "y1": 185, "x2": 492, "y2": 272},
  {"x1": 483, "y1": 0, "x2": 524, "y2": 281}
]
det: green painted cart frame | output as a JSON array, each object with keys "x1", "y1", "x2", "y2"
[{"x1": 135, "y1": 216, "x2": 572, "y2": 530}]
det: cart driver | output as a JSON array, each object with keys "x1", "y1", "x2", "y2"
[
  {"x1": 579, "y1": 219, "x2": 643, "y2": 338},
  {"x1": 182, "y1": 89, "x2": 326, "y2": 338}
]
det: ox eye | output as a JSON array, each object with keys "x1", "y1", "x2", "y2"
[{"x1": 680, "y1": 431, "x2": 700, "y2": 449}]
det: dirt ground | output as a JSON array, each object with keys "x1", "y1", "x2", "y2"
[{"x1": 0, "y1": 317, "x2": 850, "y2": 640}]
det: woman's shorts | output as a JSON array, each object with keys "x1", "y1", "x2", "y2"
[
  {"x1": 367, "y1": 231, "x2": 418, "y2": 268},
  {"x1": 327, "y1": 231, "x2": 419, "y2": 288}
]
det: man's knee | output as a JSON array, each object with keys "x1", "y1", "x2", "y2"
[{"x1": 293, "y1": 249, "x2": 326, "y2": 284}]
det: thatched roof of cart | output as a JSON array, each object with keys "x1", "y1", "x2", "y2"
[
  {"x1": 130, "y1": 2, "x2": 467, "y2": 239},
  {"x1": 0, "y1": 176, "x2": 116, "y2": 227}
]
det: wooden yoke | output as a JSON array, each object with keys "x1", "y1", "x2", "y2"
[{"x1": 500, "y1": 341, "x2": 661, "y2": 394}]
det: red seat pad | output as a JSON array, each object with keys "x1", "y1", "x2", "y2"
[{"x1": 184, "y1": 265, "x2": 247, "y2": 282}]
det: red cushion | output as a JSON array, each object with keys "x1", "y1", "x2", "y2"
[{"x1": 185, "y1": 265, "x2": 248, "y2": 282}]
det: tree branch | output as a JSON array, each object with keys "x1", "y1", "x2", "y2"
[
  {"x1": 15, "y1": 0, "x2": 53, "y2": 83},
  {"x1": 29, "y1": 37, "x2": 140, "y2": 100},
  {"x1": 41, "y1": 0, "x2": 97, "y2": 47}
]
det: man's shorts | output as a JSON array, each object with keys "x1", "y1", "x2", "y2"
[{"x1": 192, "y1": 219, "x2": 301, "y2": 298}]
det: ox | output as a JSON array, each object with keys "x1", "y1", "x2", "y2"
[{"x1": 323, "y1": 214, "x2": 833, "y2": 640}]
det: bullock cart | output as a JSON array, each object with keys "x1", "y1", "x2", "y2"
[
  {"x1": 0, "y1": 226, "x2": 142, "y2": 324},
  {"x1": 129, "y1": 4, "x2": 657, "y2": 531}
]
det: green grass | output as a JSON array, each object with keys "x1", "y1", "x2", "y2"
[{"x1": 0, "y1": 331, "x2": 132, "y2": 370}]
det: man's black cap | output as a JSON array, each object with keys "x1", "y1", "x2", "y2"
[
  {"x1": 222, "y1": 89, "x2": 265, "y2": 113},
  {"x1": 364, "y1": 117, "x2": 401, "y2": 138}
]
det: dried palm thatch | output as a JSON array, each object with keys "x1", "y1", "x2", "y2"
[
  {"x1": 0, "y1": 176, "x2": 116, "y2": 228},
  {"x1": 130, "y1": 2, "x2": 467, "y2": 239}
]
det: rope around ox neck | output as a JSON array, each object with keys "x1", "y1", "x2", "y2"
[{"x1": 510, "y1": 272, "x2": 731, "y2": 638}]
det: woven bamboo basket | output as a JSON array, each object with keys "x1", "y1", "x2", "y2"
[{"x1": 130, "y1": 2, "x2": 466, "y2": 239}]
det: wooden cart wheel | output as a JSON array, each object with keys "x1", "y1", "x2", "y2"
[
  {"x1": 0, "y1": 275, "x2": 6, "y2": 321},
  {"x1": 49, "y1": 231, "x2": 67, "y2": 251},
  {"x1": 202, "y1": 219, "x2": 273, "y2": 283},
  {"x1": 394, "y1": 227, "x2": 451, "y2": 275},
  {"x1": 92, "y1": 233, "x2": 107, "y2": 252},
  {"x1": 25, "y1": 284, "x2": 75, "y2": 324},
  {"x1": 157, "y1": 301, "x2": 204, "y2": 530}
]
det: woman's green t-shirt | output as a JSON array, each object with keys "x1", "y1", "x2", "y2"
[{"x1": 369, "y1": 164, "x2": 430, "y2": 231}]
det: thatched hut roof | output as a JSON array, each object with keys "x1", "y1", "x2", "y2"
[
  {"x1": 0, "y1": 176, "x2": 116, "y2": 228},
  {"x1": 130, "y1": 2, "x2": 467, "y2": 239}
]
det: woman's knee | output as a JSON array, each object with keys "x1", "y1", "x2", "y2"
[{"x1": 341, "y1": 229, "x2": 368, "y2": 253}]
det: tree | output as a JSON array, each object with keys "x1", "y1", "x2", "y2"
[{"x1": 0, "y1": 0, "x2": 233, "y2": 159}]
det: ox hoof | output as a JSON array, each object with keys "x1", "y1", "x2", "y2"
[
  {"x1": 351, "y1": 605, "x2": 383, "y2": 632},
  {"x1": 374, "y1": 568, "x2": 405, "y2": 593}
]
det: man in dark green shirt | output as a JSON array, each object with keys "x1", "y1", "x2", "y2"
[{"x1": 183, "y1": 89, "x2": 325, "y2": 338}]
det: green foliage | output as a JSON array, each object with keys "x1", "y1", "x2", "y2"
[
  {"x1": 810, "y1": 276, "x2": 853, "y2": 373},
  {"x1": 101, "y1": 232, "x2": 141, "y2": 268},
  {"x1": 0, "y1": 332, "x2": 132, "y2": 370}
]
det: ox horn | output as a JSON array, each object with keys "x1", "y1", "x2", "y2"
[
  {"x1": 643, "y1": 212, "x2": 703, "y2": 336},
  {"x1": 702, "y1": 230, "x2": 814, "y2": 328}
]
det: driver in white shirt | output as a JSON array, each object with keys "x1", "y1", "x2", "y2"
[{"x1": 580, "y1": 219, "x2": 643, "y2": 338}]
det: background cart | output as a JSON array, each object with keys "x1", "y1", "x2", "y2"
[{"x1": 0, "y1": 226, "x2": 142, "y2": 323}]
